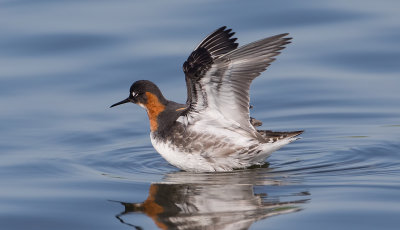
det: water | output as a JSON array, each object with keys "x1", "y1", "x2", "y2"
[{"x1": 1, "y1": 0, "x2": 400, "y2": 229}]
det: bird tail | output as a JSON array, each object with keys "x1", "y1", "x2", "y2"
[{"x1": 257, "y1": 130, "x2": 304, "y2": 143}]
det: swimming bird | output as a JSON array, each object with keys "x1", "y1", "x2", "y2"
[{"x1": 111, "y1": 26, "x2": 303, "y2": 172}]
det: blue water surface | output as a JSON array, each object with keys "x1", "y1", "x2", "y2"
[{"x1": 1, "y1": 0, "x2": 400, "y2": 229}]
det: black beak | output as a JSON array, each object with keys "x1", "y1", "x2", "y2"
[{"x1": 110, "y1": 98, "x2": 131, "y2": 108}]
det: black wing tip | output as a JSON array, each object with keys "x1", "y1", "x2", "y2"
[
  {"x1": 217, "y1": 26, "x2": 227, "y2": 31},
  {"x1": 196, "y1": 26, "x2": 239, "y2": 56},
  {"x1": 184, "y1": 26, "x2": 240, "y2": 76}
]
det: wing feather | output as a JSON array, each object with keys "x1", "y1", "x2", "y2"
[{"x1": 183, "y1": 27, "x2": 291, "y2": 138}]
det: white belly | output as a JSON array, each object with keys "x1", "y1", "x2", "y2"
[{"x1": 150, "y1": 134, "x2": 218, "y2": 172}]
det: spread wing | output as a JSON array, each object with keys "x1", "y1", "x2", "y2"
[{"x1": 183, "y1": 26, "x2": 291, "y2": 136}]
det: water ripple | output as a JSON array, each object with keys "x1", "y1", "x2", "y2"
[
  {"x1": 271, "y1": 142, "x2": 400, "y2": 180},
  {"x1": 82, "y1": 144, "x2": 176, "y2": 179}
]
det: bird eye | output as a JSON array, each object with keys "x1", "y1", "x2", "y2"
[{"x1": 132, "y1": 92, "x2": 138, "y2": 97}]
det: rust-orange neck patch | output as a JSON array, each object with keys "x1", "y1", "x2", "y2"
[{"x1": 144, "y1": 92, "x2": 165, "y2": 132}]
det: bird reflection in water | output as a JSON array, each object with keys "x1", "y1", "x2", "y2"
[{"x1": 114, "y1": 170, "x2": 310, "y2": 230}]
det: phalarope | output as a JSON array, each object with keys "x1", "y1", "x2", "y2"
[{"x1": 111, "y1": 26, "x2": 303, "y2": 172}]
